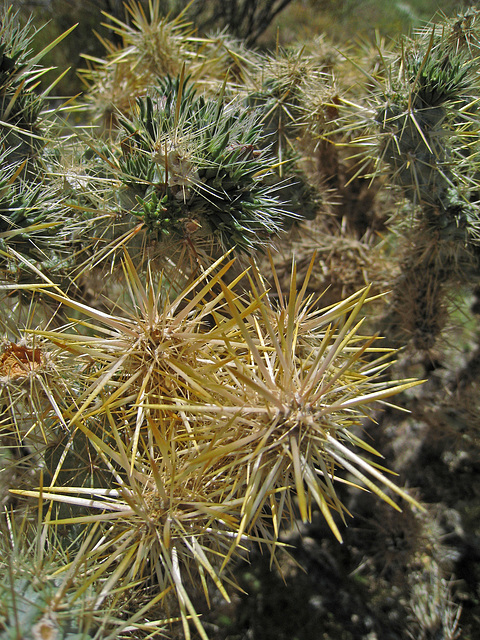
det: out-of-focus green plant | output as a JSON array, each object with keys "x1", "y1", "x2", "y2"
[
  {"x1": 332, "y1": 10, "x2": 480, "y2": 349},
  {"x1": 0, "y1": 509, "x2": 102, "y2": 640}
]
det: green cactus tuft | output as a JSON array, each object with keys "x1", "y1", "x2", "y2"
[{"x1": 99, "y1": 73, "x2": 297, "y2": 255}]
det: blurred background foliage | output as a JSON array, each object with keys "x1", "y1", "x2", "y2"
[{"x1": 10, "y1": 0, "x2": 477, "y2": 96}]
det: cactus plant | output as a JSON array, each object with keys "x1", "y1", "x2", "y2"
[
  {"x1": 0, "y1": 6, "x2": 84, "y2": 295},
  {"x1": 78, "y1": 71, "x2": 300, "y2": 280},
  {"x1": 2, "y1": 3, "x2": 480, "y2": 639},
  {"x1": 8, "y1": 249, "x2": 421, "y2": 638},
  {"x1": 330, "y1": 10, "x2": 480, "y2": 349},
  {"x1": 0, "y1": 508, "x2": 100, "y2": 640}
]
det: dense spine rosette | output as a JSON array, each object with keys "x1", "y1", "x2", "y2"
[
  {"x1": 9, "y1": 252, "x2": 420, "y2": 637},
  {"x1": 98, "y1": 74, "x2": 295, "y2": 256}
]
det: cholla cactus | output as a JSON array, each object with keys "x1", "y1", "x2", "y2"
[
  {"x1": 408, "y1": 565, "x2": 462, "y2": 640},
  {"x1": 0, "y1": 326, "x2": 90, "y2": 521},
  {"x1": 0, "y1": 7, "x2": 51, "y2": 160},
  {"x1": 331, "y1": 10, "x2": 480, "y2": 349},
  {"x1": 0, "y1": 509, "x2": 100, "y2": 640},
  {"x1": 0, "y1": 6, "x2": 83, "y2": 295},
  {"x1": 8, "y1": 4, "x2": 480, "y2": 639},
  {"x1": 80, "y1": 0, "x2": 204, "y2": 129},
  {"x1": 10, "y1": 250, "x2": 421, "y2": 638},
  {"x1": 246, "y1": 46, "x2": 329, "y2": 163},
  {"x1": 0, "y1": 5, "x2": 76, "y2": 171},
  {"x1": 376, "y1": 17, "x2": 480, "y2": 226},
  {"x1": 84, "y1": 72, "x2": 297, "y2": 275},
  {"x1": 0, "y1": 149, "x2": 82, "y2": 287}
]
